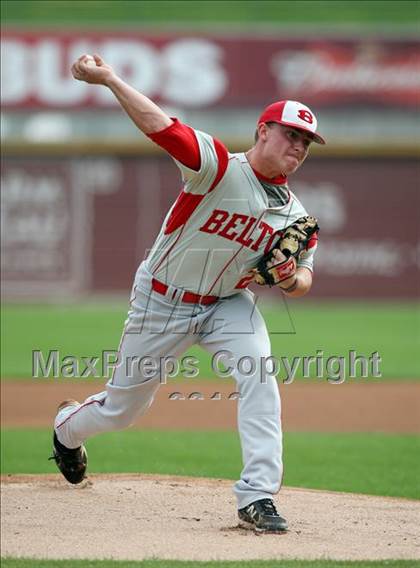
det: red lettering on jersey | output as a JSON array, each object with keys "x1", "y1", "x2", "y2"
[
  {"x1": 235, "y1": 273, "x2": 255, "y2": 289},
  {"x1": 297, "y1": 110, "x2": 313, "y2": 124},
  {"x1": 199, "y1": 209, "x2": 229, "y2": 234},
  {"x1": 237, "y1": 216, "x2": 257, "y2": 247},
  {"x1": 250, "y1": 221, "x2": 273, "y2": 251},
  {"x1": 200, "y1": 210, "x2": 277, "y2": 254},
  {"x1": 218, "y1": 213, "x2": 248, "y2": 241}
]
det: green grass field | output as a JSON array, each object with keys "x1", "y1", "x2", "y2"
[
  {"x1": 2, "y1": 559, "x2": 419, "y2": 568},
  {"x1": 2, "y1": 301, "x2": 418, "y2": 380},
  {"x1": 2, "y1": 429, "x2": 419, "y2": 499},
  {"x1": 2, "y1": 560, "x2": 419, "y2": 568},
  {"x1": 2, "y1": 0, "x2": 418, "y2": 26}
]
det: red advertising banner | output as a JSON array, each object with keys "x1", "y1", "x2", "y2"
[
  {"x1": 2, "y1": 31, "x2": 419, "y2": 109},
  {"x1": 1, "y1": 159, "x2": 87, "y2": 296},
  {"x1": 1, "y1": 156, "x2": 124, "y2": 297},
  {"x1": 1, "y1": 154, "x2": 419, "y2": 299}
]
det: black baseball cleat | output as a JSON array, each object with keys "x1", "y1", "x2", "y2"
[
  {"x1": 238, "y1": 498, "x2": 288, "y2": 533},
  {"x1": 49, "y1": 431, "x2": 88, "y2": 484},
  {"x1": 49, "y1": 400, "x2": 87, "y2": 484}
]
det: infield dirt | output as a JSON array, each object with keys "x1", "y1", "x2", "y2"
[{"x1": 2, "y1": 474, "x2": 419, "y2": 562}]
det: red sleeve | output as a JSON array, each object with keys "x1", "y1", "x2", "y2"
[{"x1": 147, "y1": 118, "x2": 201, "y2": 171}]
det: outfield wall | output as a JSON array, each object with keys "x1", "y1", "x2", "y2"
[
  {"x1": 2, "y1": 146, "x2": 418, "y2": 299},
  {"x1": 2, "y1": 28, "x2": 418, "y2": 300}
]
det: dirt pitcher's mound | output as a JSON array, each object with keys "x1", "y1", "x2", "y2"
[{"x1": 1, "y1": 474, "x2": 419, "y2": 562}]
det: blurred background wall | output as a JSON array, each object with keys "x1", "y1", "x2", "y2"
[{"x1": 1, "y1": 0, "x2": 419, "y2": 300}]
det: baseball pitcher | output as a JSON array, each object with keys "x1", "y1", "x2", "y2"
[{"x1": 50, "y1": 54, "x2": 324, "y2": 534}]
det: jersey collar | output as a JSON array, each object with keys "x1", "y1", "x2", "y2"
[
  {"x1": 239, "y1": 153, "x2": 288, "y2": 185},
  {"x1": 252, "y1": 168, "x2": 288, "y2": 185}
]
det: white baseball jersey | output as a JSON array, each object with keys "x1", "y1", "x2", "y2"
[{"x1": 145, "y1": 128, "x2": 317, "y2": 297}]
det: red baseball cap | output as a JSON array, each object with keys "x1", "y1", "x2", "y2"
[{"x1": 258, "y1": 100, "x2": 326, "y2": 145}]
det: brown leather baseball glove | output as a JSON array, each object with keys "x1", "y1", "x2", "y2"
[{"x1": 254, "y1": 216, "x2": 319, "y2": 287}]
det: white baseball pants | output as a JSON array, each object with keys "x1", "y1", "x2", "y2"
[{"x1": 55, "y1": 264, "x2": 283, "y2": 509}]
